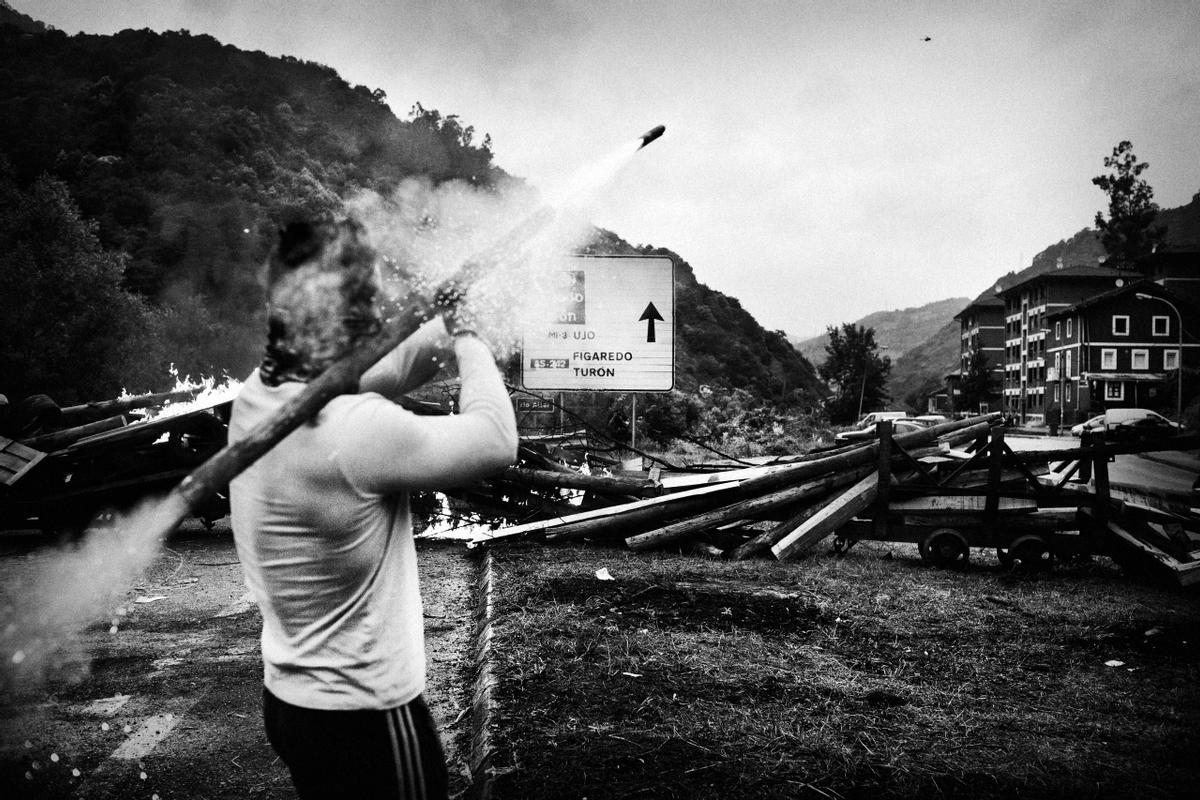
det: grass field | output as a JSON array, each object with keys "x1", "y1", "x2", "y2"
[{"x1": 484, "y1": 541, "x2": 1200, "y2": 800}]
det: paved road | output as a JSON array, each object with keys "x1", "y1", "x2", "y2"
[
  {"x1": 1007, "y1": 434, "x2": 1198, "y2": 501},
  {"x1": 0, "y1": 522, "x2": 477, "y2": 799}
]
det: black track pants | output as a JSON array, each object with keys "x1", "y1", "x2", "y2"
[{"x1": 263, "y1": 687, "x2": 449, "y2": 800}]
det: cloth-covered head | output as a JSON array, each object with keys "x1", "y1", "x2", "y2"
[{"x1": 260, "y1": 217, "x2": 382, "y2": 385}]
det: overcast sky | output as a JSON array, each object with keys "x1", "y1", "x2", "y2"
[{"x1": 22, "y1": 0, "x2": 1200, "y2": 339}]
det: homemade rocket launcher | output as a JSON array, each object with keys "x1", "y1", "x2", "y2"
[{"x1": 140, "y1": 125, "x2": 668, "y2": 539}]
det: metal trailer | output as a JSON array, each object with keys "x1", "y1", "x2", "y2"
[{"x1": 832, "y1": 421, "x2": 1200, "y2": 584}]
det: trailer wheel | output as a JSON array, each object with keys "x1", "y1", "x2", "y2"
[
  {"x1": 919, "y1": 528, "x2": 969, "y2": 568},
  {"x1": 1007, "y1": 535, "x2": 1054, "y2": 573}
]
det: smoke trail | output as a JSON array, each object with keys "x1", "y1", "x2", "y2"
[
  {"x1": 346, "y1": 137, "x2": 645, "y2": 358},
  {"x1": 0, "y1": 493, "x2": 189, "y2": 697}
]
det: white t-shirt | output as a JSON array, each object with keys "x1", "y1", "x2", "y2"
[{"x1": 229, "y1": 320, "x2": 516, "y2": 711}]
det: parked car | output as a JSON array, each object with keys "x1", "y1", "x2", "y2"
[
  {"x1": 1069, "y1": 408, "x2": 1181, "y2": 440},
  {"x1": 835, "y1": 418, "x2": 925, "y2": 443},
  {"x1": 856, "y1": 411, "x2": 909, "y2": 427},
  {"x1": 912, "y1": 414, "x2": 949, "y2": 427}
]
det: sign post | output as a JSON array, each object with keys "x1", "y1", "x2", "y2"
[{"x1": 522, "y1": 255, "x2": 675, "y2": 393}]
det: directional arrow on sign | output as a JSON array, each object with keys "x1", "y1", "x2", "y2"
[{"x1": 639, "y1": 302, "x2": 664, "y2": 343}]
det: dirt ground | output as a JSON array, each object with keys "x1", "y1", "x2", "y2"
[{"x1": 0, "y1": 521, "x2": 479, "y2": 799}]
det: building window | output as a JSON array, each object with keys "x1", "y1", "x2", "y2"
[
  {"x1": 1112, "y1": 315, "x2": 1130, "y2": 336},
  {"x1": 1066, "y1": 382, "x2": 1073, "y2": 403},
  {"x1": 1152, "y1": 315, "x2": 1170, "y2": 336},
  {"x1": 1065, "y1": 349, "x2": 1074, "y2": 377},
  {"x1": 1054, "y1": 384, "x2": 1060, "y2": 402},
  {"x1": 1131, "y1": 349, "x2": 1149, "y2": 370},
  {"x1": 1165, "y1": 349, "x2": 1180, "y2": 370},
  {"x1": 1101, "y1": 348, "x2": 1117, "y2": 370},
  {"x1": 1055, "y1": 321, "x2": 1061, "y2": 340},
  {"x1": 1105, "y1": 381, "x2": 1124, "y2": 401},
  {"x1": 1067, "y1": 318, "x2": 1073, "y2": 338}
]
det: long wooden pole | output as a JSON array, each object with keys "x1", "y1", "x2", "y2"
[
  {"x1": 719, "y1": 413, "x2": 1002, "y2": 500},
  {"x1": 59, "y1": 388, "x2": 202, "y2": 422},
  {"x1": 21, "y1": 415, "x2": 127, "y2": 452},
  {"x1": 501, "y1": 466, "x2": 660, "y2": 497},
  {"x1": 626, "y1": 466, "x2": 874, "y2": 552},
  {"x1": 492, "y1": 415, "x2": 999, "y2": 547},
  {"x1": 146, "y1": 208, "x2": 558, "y2": 537},
  {"x1": 770, "y1": 472, "x2": 880, "y2": 560}
]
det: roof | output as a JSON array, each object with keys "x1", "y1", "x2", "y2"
[
  {"x1": 953, "y1": 292, "x2": 1004, "y2": 320},
  {"x1": 1044, "y1": 279, "x2": 1194, "y2": 320},
  {"x1": 997, "y1": 264, "x2": 1130, "y2": 297}
]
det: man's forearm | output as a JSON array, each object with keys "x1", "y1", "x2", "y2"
[
  {"x1": 359, "y1": 318, "x2": 453, "y2": 398},
  {"x1": 453, "y1": 334, "x2": 518, "y2": 464}
]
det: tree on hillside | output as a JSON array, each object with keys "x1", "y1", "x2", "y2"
[
  {"x1": 0, "y1": 166, "x2": 169, "y2": 403},
  {"x1": 819, "y1": 324, "x2": 891, "y2": 424},
  {"x1": 958, "y1": 345, "x2": 997, "y2": 412},
  {"x1": 1092, "y1": 140, "x2": 1166, "y2": 266}
]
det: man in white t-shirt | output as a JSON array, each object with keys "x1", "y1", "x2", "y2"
[{"x1": 229, "y1": 217, "x2": 517, "y2": 799}]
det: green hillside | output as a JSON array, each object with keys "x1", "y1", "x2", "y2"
[{"x1": 0, "y1": 19, "x2": 823, "y2": 426}]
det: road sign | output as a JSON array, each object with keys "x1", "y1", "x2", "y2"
[
  {"x1": 516, "y1": 397, "x2": 555, "y2": 413},
  {"x1": 521, "y1": 255, "x2": 674, "y2": 392}
]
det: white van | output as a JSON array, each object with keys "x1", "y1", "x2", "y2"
[{"x1": 857, "y1": 411, "x2": 909, "y2": 426}]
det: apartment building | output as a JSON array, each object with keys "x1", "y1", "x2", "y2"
[
  {"x1": 1045, "y1": 280, "x2": 1197, "y2": 424},
  {"x1": 996, "y1": 260, "x2": 1128, "y2": 425},
  {"x1": 950, "y1": 290, "x2": 1005, "y2": 413}
]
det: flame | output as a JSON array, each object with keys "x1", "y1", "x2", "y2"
[
  {"x1": 136, "y1": 365, "x2": 243, "y2": 421},
  {"x1": 415, "y1": 492, "x2": 497, "y2": 542}
]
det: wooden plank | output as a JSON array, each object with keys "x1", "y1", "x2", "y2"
[
  {"x1": 985, "y1": 426, "x2": 1005, "y2": 519},
  {"x1": 663, "y1": 415, "x2": 1002, "y2": 494},
  {"x1": 1177, "y1": 561, "x2": 1200, "y2": 589},
  {"x1": 1, "y1": 437, "x2": 47, "y2": 487},
  {"x1": 658, "y1": 462, "x2": 796, "y2": 490},
  {"x1": 889, "y1": 495, "x2": 1037, "y2": 515},
  {"x1": 1080, "y1": 507, "x2": 1199, "y2": 588},
  {"x1": 726, "y1": 467, "x2": 876, "y2": 560},
  {"x1": 0, "y1": 450, "x2": 25, "y2": 472},
  {"x1": 501, "y1": 466, "x2": 660, "y2": 497},
  {"x1": 896, "y1": 508, "x2": 1078, "y2": 529},
  {"x1": 625, "y1": 470, "x2": 867, "y2": 552},
  {"x1": 22, "y1": 414, "x2": 128, "y2": 452},
  {"x1": 471, "y1": 482, "x2": 740, "y2": 544},
  {"x1": 1103, "y1": 515, "x2": 1185, "y2": 570},
  {"x1": 59, "y1": 388, "x2": 201, "y2": 421},
  {"x1": 771, "y1": 473, "x2": 879, "y2": 560},
  {"x1": 2, "y1": 437, "x2": 42, "y2": 460},
  {"x1": 944, "y1": 466, "x2": 1050, "y2": 488},
  {"x1": 874, "y1": 420, "x2": 892, "y2": 540}
]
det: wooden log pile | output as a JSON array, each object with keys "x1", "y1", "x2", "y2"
[
  {"x1": 443, "y1": 414, "x2": 1200, "y2": 583},
  {"x1": 440, "y1": 413, "x2": 1005, "y2": 559}
]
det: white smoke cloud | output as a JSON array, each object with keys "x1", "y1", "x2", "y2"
[{"x1": 346, "y1": 137, "x2": 642, "y2": 358}]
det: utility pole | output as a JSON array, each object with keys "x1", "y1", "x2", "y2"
[{"x1": 856, "y1": 345, "x2": 889, "y2": 420}]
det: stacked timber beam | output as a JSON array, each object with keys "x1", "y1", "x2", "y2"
[
  {"x1": 455, "y1": 416, "x2": 1200, "y2": 587},
  {"x1": 455, "y1": 413, "x2": 1003, "y2": 557}
]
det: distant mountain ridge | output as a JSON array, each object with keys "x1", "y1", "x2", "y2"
[
  {"x1": 888, "y1": 192, "x2": 1200, "y2": 411},
  {"x1": 791, "y1": 296, "x2": 970, "y2": 365}
]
